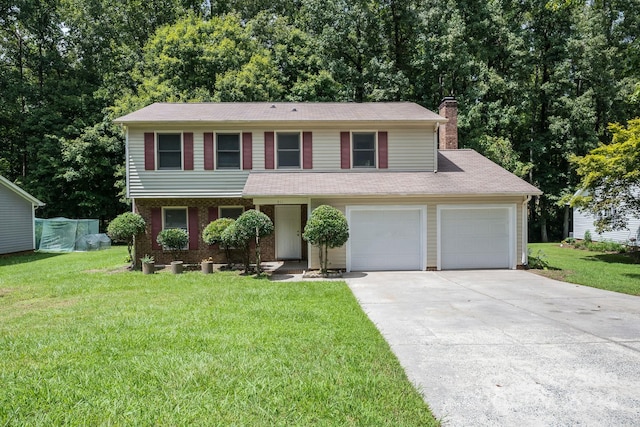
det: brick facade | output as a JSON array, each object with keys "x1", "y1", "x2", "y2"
[{"x1": 134, "y1": 198, "x2": 296, "y2": 266}]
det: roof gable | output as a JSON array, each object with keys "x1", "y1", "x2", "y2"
[
  {"x1": 114, "y1": 102, "x2": 445, "y2": 124},
  {"x1": 0, "y1": 175, "x2": 45, "y2": 206}
]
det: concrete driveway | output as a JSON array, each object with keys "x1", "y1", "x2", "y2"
[{"x1": 345, "y1": 270, "x2": 640, "y2": 426}]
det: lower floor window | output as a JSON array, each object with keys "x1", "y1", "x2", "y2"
[
  {"x1": 220, "y1": 206, "x2": 244, "y2": 219},
  {"x1": 164, "y1": 207, "x2": 187, "y2": 230}
]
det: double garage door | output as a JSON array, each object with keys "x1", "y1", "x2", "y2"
[{"x1": 347, "y1": 205, "x2": 514, "y2": 271}]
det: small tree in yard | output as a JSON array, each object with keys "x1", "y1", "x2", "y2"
[
  {"x1": 202, "y1": 218, "x2": 235, "y2": 264},
  {"x1": 156, "y1": 228, "x2": 189, "y2": 261},
  {"x1": 234, "y1": 209, "x2": 274, "y2": 274},
  {"x1": 106, "y1": 212, "x2": 146, "y2": 269},
  {"x1": 303, "y1": 205, "x2": 349, "y2": 275}
]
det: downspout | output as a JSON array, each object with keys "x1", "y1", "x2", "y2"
[
  {"x1": 433, "y1": 123, "x2": 439, "y2": 173},
  {"x1": 522, "y1": 195, "x2": 532, "y2": 266}
]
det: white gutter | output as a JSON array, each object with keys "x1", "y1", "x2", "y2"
[{"x1": 522, "y1": 195, "x2": 532, "y2": 265}]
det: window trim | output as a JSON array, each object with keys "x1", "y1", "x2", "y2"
[
  {"x1": 215, "y1": 131, "x2": 242, "y2": 170},
  {"x1": 219, "y1": 206, "x2": 245, "y2": 220},
  {"x1": 276, "y1": 131, "x2": 302, "y2": 169},
  {"x1": 156, "y1": 132, "x2": 183, "y2": 171},
  {"x1": 351, "y1": 131, "x2": 378, "y2": 169},
  {"x1": 161, "y1": 206, "x2": 189, "y2": 250}
]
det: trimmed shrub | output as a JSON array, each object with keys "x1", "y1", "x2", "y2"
[
  {"x1": 234, "y1": 209, "x2": 274, "y2": 273},
  {"x1": 303, "y1": 205, "x2": 349, "y2": 274},
  {"x1": 156, "y1": 228, "x2": 189, "y2": 261},
  {"x1": 203, "y1": 218, "x2": 235, "y2": 264},
  {"x1": 106, "y1": 212, "x2": 146, "y2": 268}
]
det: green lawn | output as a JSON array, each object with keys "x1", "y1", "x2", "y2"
[
  {"x1": 529, "y1": 243, "x2": 640, "y2": 295},
  {"x1": 0, "y1": 247, "x2": 437, "y2": 426}
]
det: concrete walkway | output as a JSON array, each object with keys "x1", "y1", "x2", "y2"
[{"x1": 345, "y1": 270, "x2": 640, "y2": 426}]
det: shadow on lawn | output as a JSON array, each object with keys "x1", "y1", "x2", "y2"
[
  {"x1": 583, "y1": 253, "x2": 637, "y2": 265},
  {"x1": 0, "y1": 251, "x2": 63, "y2": 267}
]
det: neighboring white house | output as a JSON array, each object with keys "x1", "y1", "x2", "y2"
[
  {"x1": 0, "y1": 175, "x2": 45, "y2": 255},
  {"x1": 573, "y1": 207, "x2": 640, "y2": 243},
  {"x1": 114, "y1": 100, "x2": 542, "y2": 270}
]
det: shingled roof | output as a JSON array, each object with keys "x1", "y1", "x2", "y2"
[
  {"x1": 114, "y1": 102, "x2": 445, "y2": 124},
  {"x1": 242, "y1": 150, "x2": 542, "y2": 197}
]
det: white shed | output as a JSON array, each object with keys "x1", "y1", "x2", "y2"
[{"x1": 0, "y1": 175, "x2": 45, "y2": 255}]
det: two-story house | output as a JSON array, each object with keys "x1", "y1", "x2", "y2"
[{"x1": 114, "y1": 99, "x2": 542, "y2": 270}]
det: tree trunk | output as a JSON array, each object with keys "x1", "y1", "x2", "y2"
[
  {"x1": 563, "y1": 205, "x2": 570, "y2": 240},
  {"x1": 255, "y1": 227, "x2": 261, "y2": 274}
]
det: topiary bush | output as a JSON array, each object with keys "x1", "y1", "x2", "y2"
[
  {"x1": 156, "y1": 228, "x2": 189, "y2": 261},
  {"x1": 106, "y1": 212, "x2": 146, "y2": 269},
  {"x1": 202, "y1": 218, "x2": 235, "y2": 264},
  {"x1": 234, "y1": 209, "x2": 274, "y2": 274},
  {"x1": 303, "y1": 205, "x2": 349, "y2": 274}
]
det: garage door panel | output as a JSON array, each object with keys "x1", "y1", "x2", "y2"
[
  {"x1": 349, "y1": 208, "x2": 424, "y2": 271},
  {"x1": 440, "y1": 207, "x2": 512, "y2": 270}
]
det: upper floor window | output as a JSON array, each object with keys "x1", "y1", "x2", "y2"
[
  {"x1": 352, "y1": 132, "x2": 376, "y2": 168},
  {"x1": 277, "y1": 132, "x2": 300, "y2": 168},
  {"x1": 217, "y1": 133, "x2": 241, "y2": 169},
  {"x1": 157, "y1": 133, "x2": 182, "y2": 170},
  {"x1": 219, "y1": 206, "x2": 244, "y2": 219}
]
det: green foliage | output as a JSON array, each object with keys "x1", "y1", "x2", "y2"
[
  {"x1": 203, "y1": 218, "x2": 235, "y2": 264},
  {"x1": 303, "y1": 205, "x2": 349, "y2": 274},
  {"x1": 0, "y1": 247, "x2": 438, "y2": 425},
  {"x1": 572, "y1": 238, "x2": 626, "y2": 253},
  {"x1": 529, "y1": 243, "x2": 640, "y2": 295},
  {"x1": 106, "y1": 212, "x2": 146, "y2": 267},
  {"x1": 202, "y1": 218, "x2": 235, "y2": 246},
  {"x1": 234, "y1": 210, "x2": 274, "y2": 273},
  {"x1": 140, "y1": 254, "x2": 154, "y2": 264},
  {"x1": 527, "y1": 248, "x2": 549, "y2": 270},
  {"x1": 584, "y1": 230, "x2": 592, "y2": 243},
  {"x1": 156, "y1": 228, "x2": 189, "y2": 261},
  {"x1": 571, "y1": 119, "x2": 640, "y2": 232}
]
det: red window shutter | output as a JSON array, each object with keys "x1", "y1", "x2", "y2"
[
  {"x1": 204, "y1": 132, "x2": 214, "y2": 170},
  {"x1": 183, "y1": 132, "x2": 194, "y2": 170},
  {"x1": 264, "y1": 131, "x2": 274, "y2": 169},
  {"x1": 151, "y1": 207, "x2": 162, "y2": 250},
  {"x1": 378, "y1": 131, "x2": 388, "y2": 169},
  {"x1": 242, "y1": 132, "x2": 253, "y2": 170},
  {"x1": 144, "y1": 133, "x2": 155, "y2": 170},
  {"x1": 340, "y1": 132, "x2": 350, "y2": 169},
  {"x1": 303, "y1": 131, "x2": 313, "y2": 169},
  {"x1": 208, "y1": 206, "x2": 218, "y2": 223},
  {"x1": 188, "y1": 207, "x2": 199, "y2": 250}
]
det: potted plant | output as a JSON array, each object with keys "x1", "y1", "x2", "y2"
[
  {"x1": 156, "y1": 228, "x2": 189, "y2": 274},
  {"x1": 140, "y1": 254, "x2": 155, "y2": 274},
  {"x1": 201, "y1": 257, "x2": 214, "y2": 274}
]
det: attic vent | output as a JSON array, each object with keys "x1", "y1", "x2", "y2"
[
  {"x1": 292, "y1": 108, "x2": 297, "y2": 112},
  {"x1": 270, "y1": 104, "x2": 276, "y2": 108}
]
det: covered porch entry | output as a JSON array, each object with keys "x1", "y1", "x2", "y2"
[{"x1": 254, "y1": 197, "x2": 309, "y2": 264}]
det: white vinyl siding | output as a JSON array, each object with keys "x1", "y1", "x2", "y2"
[
  {"x1": 573, "y1": 208, "x2": 640, "y2": 243},
  {"x1": 0, "y1": 186, "x2": 36, "y2": 254},
  {"x1": 128, "y1": 129, "x2": 248, "y2": 198},
  {"x1": 387, "y1": 128, "x2": 434, "y2": 170}
]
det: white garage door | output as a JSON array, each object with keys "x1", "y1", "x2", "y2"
[
  {"x1": 439, "y1": 207, "x2": 513, "y2": 270},
  {"x1": 348, "y1": 207, "x2": 425, "y2": 271}
]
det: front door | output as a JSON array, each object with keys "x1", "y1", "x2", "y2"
[{"x1": 275, "y1": 205, "x2": 301, "y2": 259}]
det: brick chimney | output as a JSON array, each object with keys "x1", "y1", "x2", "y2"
[{"x1": 438, "y1": 96, "x2": 458, "y2": 149}]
